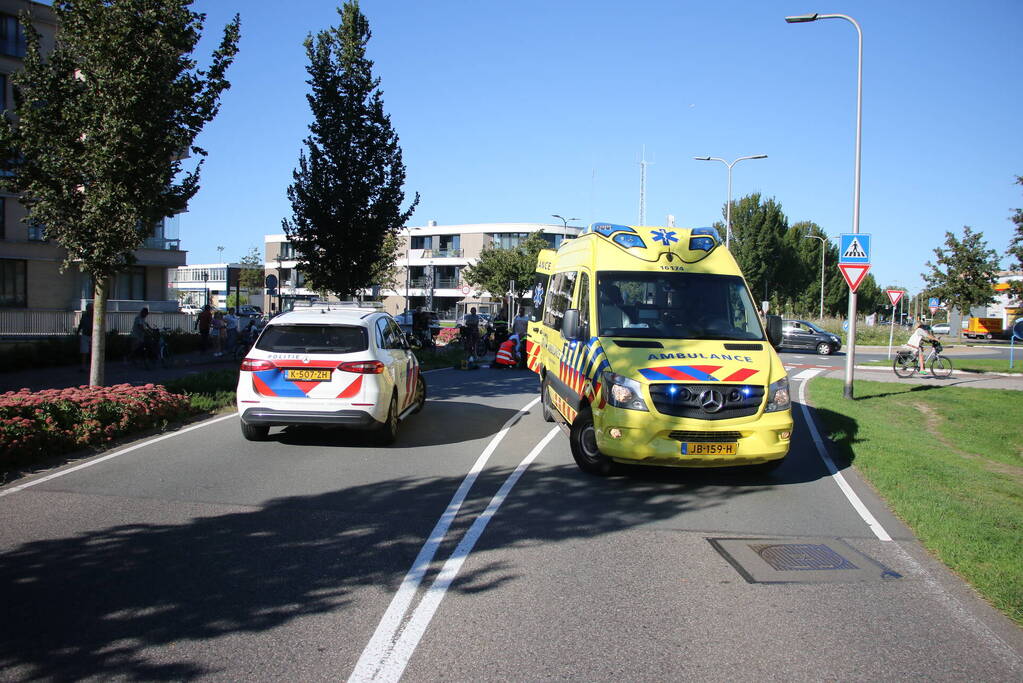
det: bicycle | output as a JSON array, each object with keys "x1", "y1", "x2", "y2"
[
  {"x1": 893, "y1": 340, "x2": 952, "y2": 379},
  {"x1": 127, "y1": 327, "x2": 173, "y2": 369}
]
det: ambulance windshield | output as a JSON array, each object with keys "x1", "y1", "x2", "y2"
[{"x1": 595, "y1": 272, "x2": 765, "y2": 341}]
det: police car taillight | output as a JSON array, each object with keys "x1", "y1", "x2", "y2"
[
  {"x1": 338, "y1": 360, "x2": 385, "y2": 374},
  {"x1": 240, "y1": 359, "x2": 274, "y2": 372}
]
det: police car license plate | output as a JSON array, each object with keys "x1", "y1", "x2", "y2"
[
  {"x1": 681, "y1": 442, "x2": 738, "y2": 456},
  {"x1": 285, "y1": 368, "x2": 332, "y2": 382}
]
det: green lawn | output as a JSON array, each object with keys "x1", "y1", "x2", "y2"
[
  {"x1": 808, "y1": 377, "x2": 1023, "y2": 626},
  {"x1": 861, "y1": 357, "x2": 1023, "y2": 374}
]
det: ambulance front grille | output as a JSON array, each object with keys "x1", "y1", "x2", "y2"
[
  {"x1": 669, "y1": 430, "x2": 742, "y2": 443},
  {"x1": 648, "y1": 383, "x2": 764, "y2": 420}
]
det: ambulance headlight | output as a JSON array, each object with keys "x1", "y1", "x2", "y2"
[
  {"x1": 764, "y1": 377, "x2": 791, "y2": 413},
  {"x1": 602, "y1": 371, "x2": 649, "y2": 412}
]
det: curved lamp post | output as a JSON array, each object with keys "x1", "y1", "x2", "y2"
[
  {"x1": 692, "y1": 155, "x2": 767, "y2": 249},
  {"x1": 551, "y1": 214, "x2": 578, "y2": 245},
  {"x1": 804, "y1": 232, "x2": 827, "y2": 319},
  {"x1": 786, "y1": 12, "x2": 863, "y2": 399}
]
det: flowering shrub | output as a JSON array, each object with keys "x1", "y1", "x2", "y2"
[
  {"x1": 0, "y1": 383, "x2": 191, "y2": 463},
  {"x1": 436, "y1": 327, "x2": 460, "y2": 346}
]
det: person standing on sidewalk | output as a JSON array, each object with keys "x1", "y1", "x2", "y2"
[
  {"x1": 224, "y1": 307, "x2": 239, "y2": 357},
  {"x1": 77, "y1": 303, "x2": 94, "y2": 372},
  {"x1": 196, "y1": 305, "x2": 212, "y2": 352},
  {"x1": 211, "y1": 311, "x2": 225, "y2": 357},
  {"x1": 511, "y1": 306, "x2": 529, "y2": 367}
]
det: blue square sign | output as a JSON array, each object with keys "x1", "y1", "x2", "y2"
[{"x1": 839, "y1": 233, "x2": 871, "y2": 264}]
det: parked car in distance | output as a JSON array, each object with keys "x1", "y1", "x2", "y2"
[
  {"x1": 780, "y1": 319, "x2": 842, "y2": 355},
  {"x1": 393, "y1": 310, "x2": 441, "y2": 337},
  {"x1": 237, "y1": 305, "x2": 263, "y2": 319},
  {"x1": 236, "y1": 306, "x2": 426, "y2": 443},
  {"x1": 179, "y1": 305, "x2": 201, "y2": 315},
  {"x1": 930, "y1": 322, "x2": 951, "y2": 335}
]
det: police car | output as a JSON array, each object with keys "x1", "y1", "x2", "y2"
[{"x1": 236, "y1": 305, "x2": 425, "y2": 443}]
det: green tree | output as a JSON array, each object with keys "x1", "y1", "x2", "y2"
[
  {"x1": 463, "y1": 231, "x2": 549, "y2": 303},
  {"x1": 0, "y1": 0, "x2": 239, "y2": 385},
  {"x1": 922, "y1": 226, "x2": 1000, "y2": 324},
  {"x1": 238, "y1": 247, "x2": 264, "y2": 291},
  {"x1": 1006, "y1": 176, "x2": 1023, "y2": 303},
  {"x1": 727, "y1": 194, "x2": 789, "y2": 306},
  {"x1": 283, "y1": 1, "x2": 418, "y2": 300}
]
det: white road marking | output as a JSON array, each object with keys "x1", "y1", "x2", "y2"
[
  {"x1": 793, "y1": 367, "x2": 825, "y2": 381},
  {"x1": 795, "y1": 378, "x2": 892, "y2": 541},
  {"x1": 348, "y1": 397, "x2": 540, "y2": 681},
  {"x1": 0, "y1": 413, "x2": 238, "y2": 499},
  {"x1": 354, "y1": 427, "x2": 562, "y2": 682}
]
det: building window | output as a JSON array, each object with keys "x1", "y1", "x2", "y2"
[
  {"x1": 279, "y1": 241, "x2": 296, "y2": 259},
  {"x1": 0, "y1": 73, "x2": 7, "y2": 111},
  {"x1": 411, "y1": 235, "x2": 432, "y2": 250},
  {"x1": 0, "y1": 258, "x2": 27, "y2": 307},
  {"x1": 0, "y1": 15, "x2": 26, "y2": 58},
  {"x1": 492, "y1": 232, "x2": 529, "y2": 249},
  {"x1": 27, "y1": 221, "x2": 45, "y2": 241},
  {"x1": 0, "y1": 197, "x2": 5, "y2": 240},
  {"x1": 113, "y1": 266, "x2": 145, "y2": 301}
]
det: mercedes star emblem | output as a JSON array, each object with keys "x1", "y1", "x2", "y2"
[{"x1": 698, "y1": 389, "x2": 725, "y2": 413}]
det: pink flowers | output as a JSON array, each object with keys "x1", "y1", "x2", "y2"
[{"x1": 1, "y1": 383, "x2": 192, "y2": 462}]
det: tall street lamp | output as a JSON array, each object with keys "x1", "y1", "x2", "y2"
[
  {"x1": 692, "y1": 155, "x2": 767, "y2": 249},
  {"x1": 804, "y1": 232, "x2": 827, "y2": 319},
  {"x1": 551, "y1": 214, "x2": 578, "y2": 245},
  {"x1": 786, "y1": 12, "x2": 863, "y2": 399}
]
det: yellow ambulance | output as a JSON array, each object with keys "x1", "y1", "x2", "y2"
[{"x1": 526, "y1": 222, "x2": 793, "y2": 475}]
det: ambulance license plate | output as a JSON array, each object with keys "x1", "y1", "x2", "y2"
[
  {"x1": 681, "y1": 442, "x2": 737, "y2": 456},
  {"x1": 286, "y1": 368, "x2": 332, "y2": 382}
]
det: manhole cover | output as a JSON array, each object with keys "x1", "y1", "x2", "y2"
[{"x1": 708, "y1": 537, "x2": 902, "y2": 584}]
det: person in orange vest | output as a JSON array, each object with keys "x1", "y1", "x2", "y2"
[{"x1": 493, "y1": 333, "x2": 519, "y2": 368}]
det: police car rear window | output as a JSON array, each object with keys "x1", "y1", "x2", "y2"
[{"x1": 256, "y1": 324, "x2": 368, "y2": 354}]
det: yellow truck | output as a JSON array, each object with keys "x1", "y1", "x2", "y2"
[
  {"x1": 963, "y1": 317, "x2": 1003, "y2": 340},
  {"x1": 526, "y1": 222, "x2": 793, "y2": 476}
]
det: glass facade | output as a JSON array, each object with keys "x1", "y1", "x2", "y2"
[{"x1": 0, "y1": 258, "x2": 26, "y2": 307}]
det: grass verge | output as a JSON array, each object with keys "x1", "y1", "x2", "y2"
[
  {"x1": 414, "y1": 345, "x2": 469, "y2": 371},
  {"x1": 164, "y1": 368, "x2": 239, "y2": 412},
  {"x1": 860, "y1": 358, "x2": 1023, "y2": 374},
  {"x1": 808, "y1": 377, "x2": 1023, "y2": 626}
]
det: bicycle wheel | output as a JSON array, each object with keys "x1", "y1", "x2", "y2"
[
  {"x1": 893, "y1": 352, "x2": 916, "y2": 378},
  {"x1": 929, "y1": 355, "x2": 953, "y2": 378}
]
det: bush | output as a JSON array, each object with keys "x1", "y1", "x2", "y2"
[
  {"x1": 165, "y1": 369, "x2": 238, "y2": 412},
  {"x1": 0, "y1": 384, "x2": 191, "y2": 464}
]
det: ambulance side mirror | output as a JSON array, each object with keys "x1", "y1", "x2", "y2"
[
  {"x1": 766, "y1": 315, "x2": 783, "y2": 348},
  {"x1": 562, "y1": 309, "x2": 586, "y2": 341}
]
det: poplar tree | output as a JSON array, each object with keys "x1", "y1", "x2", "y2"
[
  {"x1": 1006, "y1": 176, "x2": 1023, "y2": 302},
  {"x1": 0, "y1": 0, "x2": 239, "y2": 385},
  {"x1": 283, "y1": 1, "x2": 418, "y2": 300}
]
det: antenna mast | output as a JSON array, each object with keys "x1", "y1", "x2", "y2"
[{"x1": 638, "y1": 146, "x2": 654, "y2": 226}]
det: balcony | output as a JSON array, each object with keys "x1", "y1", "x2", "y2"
[
  {"x1": 142, "y1": 237, "x2": 182, "y2": 251},
  {"x1": 420, "y1": 248, "x2": 463, "y2": 259},
  {"x1": 411, "y1": 277, "x2": 459, "y2": 289}
]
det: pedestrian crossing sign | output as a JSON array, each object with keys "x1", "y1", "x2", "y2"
[{"x1": 839, "y1": 233, "x2": 871, "y2": 264}]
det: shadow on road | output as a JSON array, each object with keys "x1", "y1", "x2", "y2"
[{"x1": 0, "y1": 453, "x2": 796, "y2": 679}]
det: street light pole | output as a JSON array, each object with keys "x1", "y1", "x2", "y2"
[
  {"x1": 551, "y1": 214, "x2": 578, "y2": 245},
  {"x1": 692, "y1": 155, "x2": 768, "y2": 249},
  {"x1": 786, "y1": 12, "x2": 863, "y2": 399},
  {"x1": 804, "y1": 233, "x2": 827, "y2": 319}
]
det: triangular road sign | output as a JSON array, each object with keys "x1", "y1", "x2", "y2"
[
  {"x1": 886, "y1": 289, "x2": 904, "y2": 306},
  {"x1": 839, "y1": 263, "x2": 871, "y2": 292}
]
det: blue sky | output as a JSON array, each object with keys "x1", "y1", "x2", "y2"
[{"x1": 183, "y1": 0, "x2": 1022, "y2": 293}]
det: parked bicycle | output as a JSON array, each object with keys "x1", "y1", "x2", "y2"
[
  {"x1": 128, "y1": 327, "x2": 174, "y2": 369},
  {"x1": 893, "y1": 340, "x2": 952, "y2": 378}
]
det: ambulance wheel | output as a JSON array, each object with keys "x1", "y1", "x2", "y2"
[
  {"x1": 570, "y1": 407, "x2": 616, "y2": 476},
  {"x1": 541, "y1": 377, "x2": 555, "y2": 423}
]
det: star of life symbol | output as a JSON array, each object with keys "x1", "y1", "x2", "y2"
[
  {"x1": 533, "y1": 282, "x2": 545, "y2": 308},
  {"x1": 651, "y1": 229, "x2": 678, "y2": 246}
]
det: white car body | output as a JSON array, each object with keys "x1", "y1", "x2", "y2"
[
  {"x1": 931, "y1": 323, "x2": 951, "y2": 335},
  {"x1": 236, "y1": 306, "x2": 424, "y2": 442}
]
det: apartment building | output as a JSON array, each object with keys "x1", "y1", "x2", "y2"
[
  {"x1": 168, "y1": 262, "x2": 264, "y2": 311},
  {"x1": 0, "y1": 1, "x2": 185, "y2": 316},
  {"x1": 264, "y1": 222, "x2": 580, "y2": 319}
]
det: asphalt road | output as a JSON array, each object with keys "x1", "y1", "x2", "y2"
[{"x1": 1, "y1": 364, "x2": 1021, "y2": 681}]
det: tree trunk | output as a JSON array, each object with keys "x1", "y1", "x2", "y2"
[{"x1": 89, "y1": 277, "x2": 108, "y2": 386}]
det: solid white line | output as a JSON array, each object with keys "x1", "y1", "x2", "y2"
[
  {"x1": 357, "y1": 426, "x2": 561, "y2": 683},
  {"x1": 0, "y1": 413, "x2": 239, "y2": 499},
  {"x1": 348, "y1": 397, "x2": 540, "y2": 682},
  {"x1": 796, "y1": 378, "x2": 892, "y2": 541}
]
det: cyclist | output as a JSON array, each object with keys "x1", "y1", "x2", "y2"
[
  {"x1": 130, "y1": 307, "x2": 154, "y2": 361},
  {"x1": 903, "y1": 321, "x2": 939, "y2": 374}
]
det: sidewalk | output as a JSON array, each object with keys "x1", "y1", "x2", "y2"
[{"x1": 0, "y1": 351, "x2": 240, "y2": 393}]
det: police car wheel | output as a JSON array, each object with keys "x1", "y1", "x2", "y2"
[
  {"x1": 541, "y1": 377, "x2": 554, "y2": 423},
  {"x1": 375, "y1": 394, "x2": 399, "y2": 445},
  {"x1": 570, "y1": 408, "x2": 615, "y2": 476},
  {"x1": 241, "y1": 422, "x2": 269, "y2": 442},
  {"x1": 412, "y1": 374, "x2": 427, "y2": 414}
]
